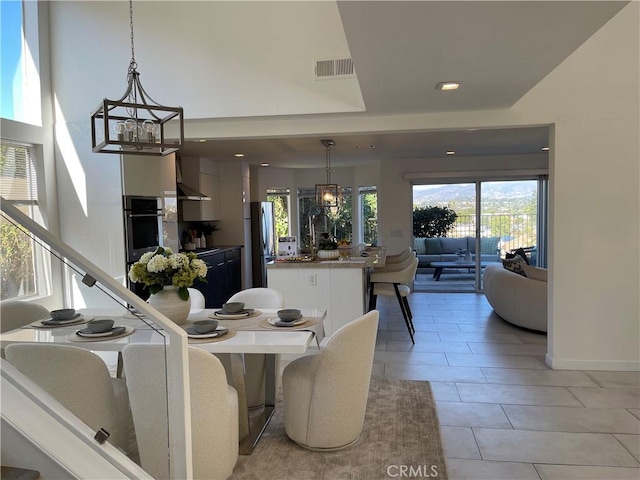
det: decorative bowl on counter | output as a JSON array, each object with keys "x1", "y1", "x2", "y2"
[{"x1": 317, "y1": 249, "x2": 340, "y2": 260}]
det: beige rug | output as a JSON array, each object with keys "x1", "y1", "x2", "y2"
[{"x1": 231, "y1": 377, "x2": 448, "y2": 480}]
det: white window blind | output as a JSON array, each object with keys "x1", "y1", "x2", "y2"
[{"x1": 0, "y1": 142, "x2": 38, "y2": 204}]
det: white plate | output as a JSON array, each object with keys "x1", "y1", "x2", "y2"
[
  {"x1": 212, "y1": 309, "x2": 253, "y2": 319},
  {"x1": 76, "y1": 326, "x2": 126, "y2": 338},
  {"x1": 186, "y1": 327, "x2": 229, "y2": 339},
  {"x1": 267, "y1": 317, "x2": 306, "y2": 327},
  {"x1": 41, "y1": 313, "x2": 83, "y2": 325}
]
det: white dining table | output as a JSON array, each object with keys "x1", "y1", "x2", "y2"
[{"x1": 0, "y1": 307, "x2": 327, "y2": 454}]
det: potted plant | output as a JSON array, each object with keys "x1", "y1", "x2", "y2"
[
  {"x1": 128, "y1": 246, "x2": 208, "y2": 324},
  {"x1": 317, "y1": 234, "x2": 339, "y2": 259}
]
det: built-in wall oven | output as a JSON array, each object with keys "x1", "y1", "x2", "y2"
[{"x1": 123, "y1": 195, "x2": 163, "y2": 299}]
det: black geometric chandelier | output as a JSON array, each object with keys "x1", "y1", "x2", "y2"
[
  {"x1": 90, "y1": 0, "x2": 183, "y2": 156},
  {"x1": 315, "y1": 139, "x2": 342, "y2": 208}
]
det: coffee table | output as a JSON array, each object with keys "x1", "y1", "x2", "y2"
[{"x1": 430, "y1": 261, "x2": 493, "y2": 281}]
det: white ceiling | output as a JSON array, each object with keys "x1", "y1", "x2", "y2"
[{"x1": 177, "y1": 1, "x2": 628, "y2": 168}]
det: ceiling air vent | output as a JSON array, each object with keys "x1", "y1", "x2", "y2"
[{"x1": 314, "y1": 58, "x2": 355, "y2": 80}]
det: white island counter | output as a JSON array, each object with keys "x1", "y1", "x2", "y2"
[{"x1": 267, "y1": 248, "x2": 386, "y2": 336}]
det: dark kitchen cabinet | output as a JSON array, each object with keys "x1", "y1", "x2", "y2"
[{"x1": 192, "y1": 247, "x2": 242, "y2": 308}]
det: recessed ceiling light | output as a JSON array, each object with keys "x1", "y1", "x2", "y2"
[
  {"x1": 541, "y1": 147, "x2": 549, "y2": 151},
  {"x1": 194, "y1": 139, "x2": 206, "y2": 143},
  {"x1": 446, "y1": 150, "x2": 456, "y2": 155},
  {"x1": 260, "y1": 163, "x2": 269, "y2": 167},
  {"x1": 234, "y1": 153, "x2": 245, "y2": 157},
  {"x1": 355, "y1": 144, "x2": 376, "y2": 149},
  {"x1": 437, "y1": 82, "x2": 461, "y2": 91}
]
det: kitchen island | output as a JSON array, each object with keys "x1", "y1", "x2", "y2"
[{"x1": 267, "y1": 247, "x2": 386, "y2": 336}]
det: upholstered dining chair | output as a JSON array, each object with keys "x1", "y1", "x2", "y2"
[
  {"x1": 0, "y1": 300, "x2": 50, "y2": 333},
  {"x1": 282, "y1": 310, "x2": 379, "y2": 450},
  {"x1": 226, "y1": 288, "x2": 285, "y2": 408},
  {"x1": 368, "y1": 255, "x2": 419, "y2": 343},
  {"x1": 187, "y1": 288, "x2": 206, "y2": 311},
  {"x1": 122, "y1": 344, "x2": 238, "y2": 480},
  {"x1": 5, "y1": 343, "x2": 138, "y2": 459}
]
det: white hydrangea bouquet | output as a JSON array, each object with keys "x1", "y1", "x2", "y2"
[{"x1": 128, "y1": 246, "x2": 208, "y2": 300}]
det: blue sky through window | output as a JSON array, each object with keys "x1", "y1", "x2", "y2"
[{"x1": 1, "y1": 0, "x2": 23, "y2": 120}]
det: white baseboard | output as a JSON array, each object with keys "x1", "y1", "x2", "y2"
[{"x1": 545, "y1": 353, "x2": 640, "y2": 371}]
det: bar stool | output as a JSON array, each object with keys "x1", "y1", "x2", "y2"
[
  {"x1": 368, "y1": 256, "x2": 419, "y2": 343},
  {"x1": 384, "y1": 247, "x2": 414, "y2": 265}
]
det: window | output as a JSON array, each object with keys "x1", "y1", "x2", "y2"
[
  {"x1": 0, "y1": 141, "x2": 48, "y2": 299},
  {"x1": 1, "y1": 0, "x2": 41, "y2": 125},
  {"x1": 298, "y1": 187, "x2": 352, "y2": 249},
  {"x1": 359, "y1": 185, "x2": 377, "y2": 245},
  {"x1": 267, "y1": 188, "x2": 290, "y2": 241}
]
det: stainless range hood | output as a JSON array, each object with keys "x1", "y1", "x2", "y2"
[
  {"x1": 177, "y1": 183, "x2": 211, "y2": 201},
  {"x1": 176, "y1": 157, "x2": 211, "y2": 201}
]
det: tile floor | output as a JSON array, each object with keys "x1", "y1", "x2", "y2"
[{"x1": 289, "y1": 292, "x2": 640, "y2": 480}]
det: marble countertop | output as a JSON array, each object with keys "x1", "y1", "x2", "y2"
[{"x1": 267, "y1": 247, "x2": 386, "y2": 269}]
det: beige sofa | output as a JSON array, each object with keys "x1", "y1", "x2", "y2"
[{"x1": 483, "y1": 263, "x2": 547, "y2": 333}]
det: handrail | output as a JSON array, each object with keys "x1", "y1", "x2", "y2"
[{"x1": 0, "y1": 197, "x2": 193, "y2": 479}]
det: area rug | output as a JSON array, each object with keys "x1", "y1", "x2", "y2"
[{"x1": 231, "y1": 377, "x2": 448, "y2": 480}]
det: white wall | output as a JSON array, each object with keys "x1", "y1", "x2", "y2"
[
  {"x1": 45, "y1": 2, "x2": 639, "y2": 369},
  {"x1": 509, "y1": 3, "x2": 639, "y2": 370}
]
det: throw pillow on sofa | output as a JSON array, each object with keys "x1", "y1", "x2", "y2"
[
  {"x1": 506, "y1": 248, "x2": 531, "y2": 265},
  {"x1": 425, "y1": 238, "x2": 443, "y2": 255},
  {"x1": 480, "y1": 237, "x2": 500, "y2": 254},
  {"x1": 502, "y1": 255, "x2": 527, "y2": 277},
  {"x1": 523, "y1": 265, "x2": 548, "y2": 282},
  {"x1": 413, "y1": 237, "x2": 427, "y2": 255}
]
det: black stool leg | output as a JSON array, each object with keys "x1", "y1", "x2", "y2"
[
  {"x1": 402, "y1": 296, "x2": 416, "y2": 334},
  {"x1": 393, "y1": 283, "x2": 414, "y2": 344}
]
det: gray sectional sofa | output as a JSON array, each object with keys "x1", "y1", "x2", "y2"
[{"x1": 413, "y1": 236, "x2": 501, "y2": 268}]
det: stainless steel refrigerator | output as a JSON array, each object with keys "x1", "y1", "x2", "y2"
[{"x1": 250, "y1": 201, "x2": 276, "y2": 287}]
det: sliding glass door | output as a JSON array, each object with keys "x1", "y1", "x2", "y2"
[{"x1": 413, "y1": 177, "x2": 547, "y2": 292}]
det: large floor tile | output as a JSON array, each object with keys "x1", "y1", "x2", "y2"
[
  {"x1": 502, "y1": 405, "x2": 640, "y2": 434},
  {"x1": 370, "y1": 362, "x2": 385, "y2": 378},
  {"x1": 456, "y1": 383, "x2": 583, "y2": 406},
  {"x1": 440, "y1": 426, "x2": 481, "y2": 459},
  {"x1": 438, "y1": 332, "x2": 524, "y2": 344},
  {"x1": 473, "y1": 428, "x2": 640, "y2": 466},
  {"x1": 585, "y1": 371, "x2": 640, "y2": 389},
  {"x1": 614, "y1": 434, "x2": 640, "y2": 462},
  {"x1": 468, "y1": 343, "x2": 547, "y2": 355},
  {"x1": 436, "y1": 401, "x2": 512, "y2": 428},
  {"x1": 413, "y1": 323, "x2": 461, "y2": 332},
  {"x1": 387, "y1": 340, "x2": 473, "y2": 353},
  {"x1": 446, "y1": 459, "x2": 541, "y2": 480},
  {"x1": 481, "y1": 368, "x2": 600, "y2": 387},
  {"x1": 384, "y1": 364, "x2": 487, "y2": 383},
  {"x1": 535, "y1": 465, "x2": 640, "y2": 480},
  {"x1": 569, "y1": 387, "x2": 640, "y2": 408},
  {"x1": 374, "y1": 350, "x2": 449, "y2": 366},
  {"x1": 429, "y1": 381, "x2": 461, "y2": 401},
  {"x1": 513, "y1": 332, "x2": 547, "y2": 345},
  {"x1": 446, "y1": 353, "x2": 548, "y2": 369}
]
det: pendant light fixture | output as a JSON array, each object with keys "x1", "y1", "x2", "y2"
[
  {"x1": 315, "y1": 139, "x2": 342, "y2": 208},
  {"x1": 90, "y1": 0, "x2": 184, "y2": 156}
]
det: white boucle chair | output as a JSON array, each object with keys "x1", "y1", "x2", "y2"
[
  {"x1": 226, "y1": 288, "x2": 284, "y2": 408},
  {"x1": 5, "y1": 343, "x2": 138, "y2": 460},
  {"x1": 368, "y1": 256, "x2": 418, "y2": 343},
  {"x1": 0, "y1": 300, "x2": 50, "y2": 333},
  {"x1": 122, "y1": 344, "x2": 238, "y2": 480},
  {"x1": 188, "y1": 288, "x2": 206, "y2": 310},
  {"x1": 282, "y1": 310, "x2": 379, "y2": 450}
]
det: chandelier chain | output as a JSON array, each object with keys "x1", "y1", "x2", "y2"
[{"x1": 128, "y1": 0, "x2": 137, "y2": 72}]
